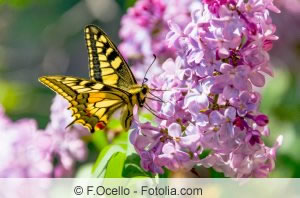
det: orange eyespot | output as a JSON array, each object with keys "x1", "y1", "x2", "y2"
[{"x1": 96, "y1": 121, "x2": 106, "y2": 130}]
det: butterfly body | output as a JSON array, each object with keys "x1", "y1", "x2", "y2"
[
  {"x1": 39, "y1": 25, "x2": 150, "y2": 133},
  {"x1": 128, "y1": 84, "x2": 149, "y2": 107}
]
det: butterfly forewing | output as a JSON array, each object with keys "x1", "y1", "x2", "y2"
[
  {"x1": 84, "y1": 25, "x2": 137, "y2": 90},
  {"x1": 39, "y1": 76, "x2": 132, "y2": 132}
]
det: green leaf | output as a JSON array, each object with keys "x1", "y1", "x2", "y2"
[
  {"x1": 158, "y1": 168, "x2": 171, "y2": 178},
  {"x1": 198, "y1": 149, "x2": 211, "y2": 159},
  {"x1": 139, "y1": 112, "x2": 157, "y2": 126},
  {"x1": 107, "y1": 118, "x2": 122, "y2": 130},
  {"x1": 126, "y1": 133, "x2": 136, "y2": 156},
  {"x1": 122, "y1": 153, "x2": 153, "y2": 178},
  {"x1": 125, "y1": 0, "x2": 136, "y2": 8},
  {"x1": 210, "y1": 168, "x2": 225, "y2": 178},
  {"x1": 140, "y1": 113, "x2": 154, "y2": 122},
  {"x1": 112, "y1": 131, "x2": 129, "y2": 147},
  {"x1": 91, "y1": 131, "x2": 108, "y2": 151},
  {"x1": 92, "y1": 145, "x2": 125, "y2": 177},
  {"x1": 104, "y1": 152, "x2": 127, "y2": 178}
]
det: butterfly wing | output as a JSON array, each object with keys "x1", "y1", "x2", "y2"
[
  {"x1": 84, "y1": 25, "x2": 137, "y2": 89},
  {"x1": 39, "y1": 76, "x2": 133, "y2": 132},
  {"x1": 120, "y1": 104, "x2": 134, "y2": 131}
]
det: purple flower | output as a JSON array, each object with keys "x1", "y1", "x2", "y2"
[
  {"x1": 184, "y1": 85, "x2": 209, "y2": 116},
  {"x1": 155, "y1": 142, "x2": 194, "y2": 171},
  {"x1": 0, "y1": 109, "x2": 52, "y2": 177},
  {"x1": 129, "y1": 0, "x2": 282, "y2": 178},
  {"x1": 44, "y1": 95, "x2": 89, "y2": 177},
  {"x1": 254, "y1": 114, "x2": 269, "y2": 126},
  {"x1": 0, "y1": 95, "x2": 89, "y2": 178},
  {"x1": 119, "y1": 0, "x2": 199, "y2": 80}
]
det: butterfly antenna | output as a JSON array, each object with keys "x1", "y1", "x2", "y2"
[
  {"x1": 148, "y1": 91, "x2": 165, "y2": 103},
  {"x1": 146, "y1": 97, "x2": 164, "y2": 103},
  {"x1": 144, "y1": 103, "x2": 165, "y2": 120},
  {"x1": 150, "y1": 88, "x2": 171, "y2": 92},
  {"x1": 142, "y1": 54, "x2": 156, "y2": 84}
]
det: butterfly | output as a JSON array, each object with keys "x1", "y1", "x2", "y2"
[{"x1": 39, "y1": 25, "x2": 158, "y2": 133}]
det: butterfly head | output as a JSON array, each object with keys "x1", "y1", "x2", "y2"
[{"x1": 138, "y1": 84, "x2": 149, "y2": 107}]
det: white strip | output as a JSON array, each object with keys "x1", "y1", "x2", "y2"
[{"x1": 0, "y1": 178, "x2": 298, "y2": 198}]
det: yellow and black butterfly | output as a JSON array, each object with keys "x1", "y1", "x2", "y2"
[{"x1": 39, "y1": 25, "x2": 158, "y2": 133}]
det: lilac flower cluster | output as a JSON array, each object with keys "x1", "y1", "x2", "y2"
[
  {"x1": 0, "y1": 96, "x2": 88, "y2": 177},
  {"x1": 130, "y1": 0, "x2": 283, "y2": 177},
  {"x1": 119, "y1": 0, "x2": 198, "y2": 78}
]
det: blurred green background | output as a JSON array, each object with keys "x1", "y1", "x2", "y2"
[{"x1": 0, "y1": 0, "x2": 299, "y2": 177}]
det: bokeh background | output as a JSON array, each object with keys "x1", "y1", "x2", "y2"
[{"x1": 0, "y1": 0, "x2": 299, "y2": 177}]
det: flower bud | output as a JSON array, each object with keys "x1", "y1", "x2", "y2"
[{"x1": 254, "y1": 114, "x2": 269, "y2": 127}]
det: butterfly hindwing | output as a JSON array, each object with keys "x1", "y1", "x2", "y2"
[
  {"x1": 84, "y1": 25, "x2": 137, "y2": 89},
  {"x1": 39, "y1": 76, "x2": 131, "y2": 132},
  {"x1": 120, "y1": 104, "x2": 133, "y2": 131}
]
